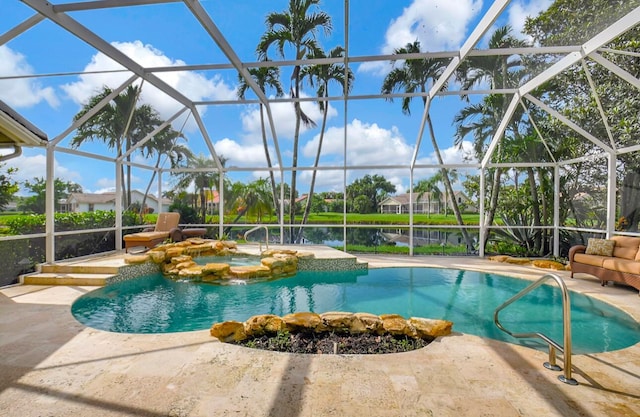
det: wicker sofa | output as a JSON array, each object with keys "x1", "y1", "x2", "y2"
[{"x1": 569, "y1": 236, "x2": 640, "y2": 292}]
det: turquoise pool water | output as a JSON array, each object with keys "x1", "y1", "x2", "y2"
[{"x1": 71, "y1": 267, "x2": 640, "y2": 354}]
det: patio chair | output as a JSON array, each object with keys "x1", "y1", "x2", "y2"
[{"x1": 123, "y1": 212, "x2": 181, "y2": 252}]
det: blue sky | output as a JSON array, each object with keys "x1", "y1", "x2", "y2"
[{"x1": 1, "y1": 0, "x2": 552, "y2": 197}]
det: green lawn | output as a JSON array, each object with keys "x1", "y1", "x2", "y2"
[{"x1": 0, "y1": 211, "x2": 481, "y2": 228}]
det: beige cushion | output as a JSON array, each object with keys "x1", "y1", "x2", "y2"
[
  {"x1": 573, "y1": 253, "x2": 607, "y2": 267},
  {"x1": 602, "y1": 258, "x2": 640, "y2": 275},
  {"x1": 585, "y1": 238, "x2": 615, "y2": 257},
  {"x1": 611, "y1": 236, "x2": 640, "y2": 260},
  {"x1": 123, "y1": 231, "x2": 170, "y2": 241},
  {"x1": 155, "y1": 212, "x2": 181, "y2": 232}
]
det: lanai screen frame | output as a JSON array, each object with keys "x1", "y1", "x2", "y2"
[{"x1": 2, "y1": 1, "x2": 639, "y2": 263}]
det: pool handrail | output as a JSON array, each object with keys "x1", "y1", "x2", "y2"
[
  {"x1": 244, "y1": 226, "x2": 269, "y2": 252},
  {"x1": 494, "y1": 273, "x2": 578, "y2": 386}
]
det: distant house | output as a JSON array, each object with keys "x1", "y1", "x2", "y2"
[
  {"x1": 59, "y1": 190, "x2": 171, "y2": 213},
  {"x1": 379, "y1": 191, "x2": 477, "y2": 214},
  {"x1": 203, "y1": 189, "x2": 220, "y2": 213}
]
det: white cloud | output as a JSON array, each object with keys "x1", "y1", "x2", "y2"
[
  {"x1": 507, "y1": 0, "x2": 552, "y2": 37},
  {"x1": 240, "y1": 93, "x2": 334, "y2": 142},
  {"x1": 7, "y1": 153, "x2": 81, "y2": 192},
  {"x1": 0, "y1": 46, "x2": 59, "y2": 108},
  {"x1": 298, "y1": 169, "x2": 345, "y2": 192},
  {"x1": 303, "y1": 119, "x2": 412, "y2": 166},
  {"x1": 95, "y1": 178, "x2": 115, "y2": 189},
  {"x1": 297, "y1": 121, "x2": 476, "y2": 193},
  {"x1": 430, "y1": 139, "x2": 475, "y2": 165},
  {"x1": 61, "y1": 41, "x2": 236, "y2": 130},
  {"x1": 213, "y1": 137, "x2": 273, "y2": 167},
  {"x1": 359, "y1": 0, "x2": 483, "y2": 75},
  {"x1": 296, "y1": 119, "x2": 413, "y2": 191}
]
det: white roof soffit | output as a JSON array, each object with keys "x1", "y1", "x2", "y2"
[
  {"x1": 0, "y1": 101, "x2": 48, "y2": 148},
  {"x1": 481, "y1": 6, "x2": 640, "y2": 168}
]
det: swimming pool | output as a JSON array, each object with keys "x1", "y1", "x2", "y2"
[{"x1": 71, "y1": 267, "x2": 640, "y2": 354}]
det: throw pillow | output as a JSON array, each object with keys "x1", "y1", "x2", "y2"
[{"x1": 585, "y1": 238, "x2": 615, "y2": 256}]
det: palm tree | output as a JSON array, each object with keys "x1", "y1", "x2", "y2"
[
  {"x1": 454, "y1": 25, "x2": 529, "y2": 247},
  {"x1": 172, "y1": 154, "x2": 226, "y2": 223},
  {"x1": 382, "y1": 40, "x2": 474, "y2": 250},
  {"x1": 237, "y1": 65, "x2": 284, "y2": 218},
  {"x1": 232, "y1": 178, "x2": 274, "y2": 223},
  {"x1": 71, "y1": 85, "x2": 162, "y2": 208},
  {"x1": 413, "y1": 176, "x2": 441, "y2": 218},
  {"x1": 432, "y1": 169, "x2": 459, "y2": 216},
  {"x1": 138, "y1": 127, "x2": 192, "y2": 221},
  {"x1": 257, "y1": 0, "x2": 331, "y2": 242},
  {"x1": 295, "y1": 45, "x2": 354, "y2": 243},
  {"x1": 222, "y1": 178, "x2": 274, "y2": 237}
]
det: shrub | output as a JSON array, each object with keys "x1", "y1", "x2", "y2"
[{"x1": 2, "y1": 211, "x2": 146, "y2": 268}]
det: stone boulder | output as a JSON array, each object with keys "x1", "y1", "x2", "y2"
[
  {"x1": 321, "y1": 312, "x2": 355, "y2": 333},
  {"x1": 124, "y1": 254, "x2": 150, "y2": 264},
  {"x1": 202, "y1": 263, "x2": 230, "y2": 278},
  {"x1": 210, "y1": 321, "x2": 247, "y2": 342},
  {"x1": 165, "y1": 246, "x2": 185, "y2": 258},
  {"x1": 244, "y1": 314, "x2": 286, "y2": 336},
  {"x1": 283, "y1": 312, "x2": 326, "y2": 333},
  {"x1": 147, "y1": 251, "x2": 166, "y2": 264},
  {"x1": 351, "y1": 313, "x2": 383, "y2": 333},
  {"x1": 170, "y1": 255, "x2": 193, "y2": 265},
  {"x1": 178, "y1": 266, "x2": 204, "y2": 277},
  {"x1": 229, "y1": 265, "x2": 272, "y2": 279},
  {"x1": 380, "y1": 314, "x2": 417, "y2": 337},
  {"x1": 211, "y1": 312, "x2": 454, "y2": 346},
  {"x1": 409, "y1": 317, "x2": 453, "y2": 338}
]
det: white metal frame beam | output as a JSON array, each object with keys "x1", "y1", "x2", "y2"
[
  {"x1": 183, "y1": 0, "x2": 283, "y2": 170},
  {"x1": 22, "y1": 0, "x2": 225, "y2": 173},
  {"x1": 412, "y1": 0, "x2": 512, "y2": 170},
  {"x1": 481, "y1": 6, "x2": 640, "y2": 167}
]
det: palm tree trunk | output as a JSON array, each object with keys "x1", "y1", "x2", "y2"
[
  {"x1": 116, "y1": 140, "x2": 127, "y2": 209},
  {"x1": 296, "y1": 105, "x2": 329, "y2": 243},
  {"x1": 289, "y1": 71, "x2": 302, "y2": 243},
  {"x1": 537, "y1": 168, "x2": 551, "y2": 253},
  {"x1": 259, "y1": 104, "x2": 279, "y2": 218},
  {"x1": 200, "y1": 190, "x2": 207, "y2": 223},
  {"x1": 126, "y1": 136, "x2": 132, "y2": 210},
  {"x1": 223, "y1": 207, "x2": 248, "y2": 236},
  {"x1": 139, "y1": 154, "x2": 162, "y2": 222},
  {"x1": 483, "y1": 167, "x2": 503, "y2": 248},
  {"x1": 426, "y1": 115, "x2": 474, "y2": 251},
  {"x1": 527, "y1": 167, "x2": 542, "y2": 254}
]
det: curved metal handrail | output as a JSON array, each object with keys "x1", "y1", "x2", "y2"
[
  {"x1": 243, "y1": 226, "x2": 269, "y2": 252},
  {"x1": 494, "y1": 273, "x2": 578, "y2": 385}
]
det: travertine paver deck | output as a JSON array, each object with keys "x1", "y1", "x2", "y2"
[{"x1": 1, "y1": 250, "x2": 639, "y2": 416}]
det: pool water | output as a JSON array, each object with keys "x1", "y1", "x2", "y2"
[{"x1": 71, "y1": 267, "x2": 640, "y2": 354}]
